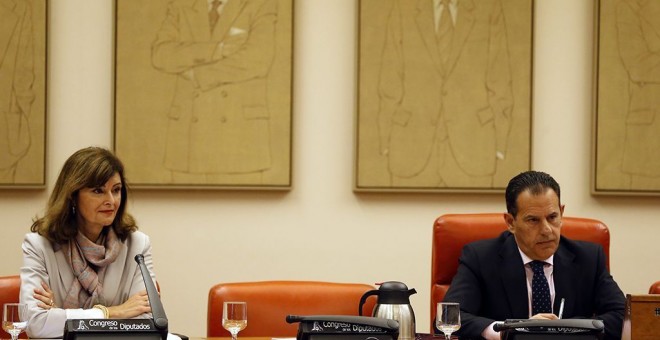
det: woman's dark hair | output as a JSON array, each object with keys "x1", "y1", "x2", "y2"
[{"x1": 31, "y1": 147, "x2": 137, "y2": 243}]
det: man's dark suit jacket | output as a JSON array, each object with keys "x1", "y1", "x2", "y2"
[{"x1": 443, "y1": 231, "x2": 625, "y2": 340}]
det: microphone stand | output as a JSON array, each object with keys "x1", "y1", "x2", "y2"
[{"x1": 135, "y1": 254, "x2": 168, "y2": 340}]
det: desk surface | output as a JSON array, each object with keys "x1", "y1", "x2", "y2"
[{"x1": 195, "y1": 338, "x2": 272, "y2": 340}]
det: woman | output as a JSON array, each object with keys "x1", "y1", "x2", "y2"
[{"x1": 20, "y1": 147, "x2": 156, "y2": 338}]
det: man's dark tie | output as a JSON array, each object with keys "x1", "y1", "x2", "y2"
[
  {"x1": 209, "y1": 0, "x2": 222, "y2": 32},
  {"x1": 530, "y1": 260, "x2": 552, "y2": 315},
  {"x1": 436, "y1": 0, "x2": 454, "y2": 65}
]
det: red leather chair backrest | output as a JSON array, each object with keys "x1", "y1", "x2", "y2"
[
  {"x1": 0, "y1": 275, "x2": 26, "y2": 338},
  {"x1": 0, "y1": 275, "x2": 20, "y2": 307},
  {"x1": 649, "y1": 281, "x2": 660, "y2": 294},
  {"x1": 430, "y1": 213, "x2": 610, "y2": 331},
  {"x1": 207, "y1": 280, "x2": 377, "y2": 337}
]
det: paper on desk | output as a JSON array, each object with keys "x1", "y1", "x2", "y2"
[{"x1": 168, "y1": 332, "x2": 182, "y2": 340}]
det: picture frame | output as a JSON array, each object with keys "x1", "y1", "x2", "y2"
[
  {"x1": 0, "y1": 0, "x2": 47, "y2": 189},
  {"x1": 113, "y1": 0, "x2": 293, "y2": 190},
  {"x1": 592, "y1": 0, "x2": 660, "y2": 195},
  {"x1": 354, "y1": 0, "x2": 533, "y2": 193}
]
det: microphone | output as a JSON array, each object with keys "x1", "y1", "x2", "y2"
[
  {"x1": 134, "y1": 254, "x2": 168, "y2": 336},
  {"x1": 286, "y1": 315, "x2": 304, "y2": 323}
]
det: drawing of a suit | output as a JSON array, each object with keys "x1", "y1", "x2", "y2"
[
  {"x1": 0, "y1": 0, "x2": 34, "y2": 180},
  {"x1": 152, "y1": 0, "x2": 276, "y2": 175},
  {"x1": 616, "y1": 0, "x2": 660, "y2": 182},
  {"x1": 378, "y1": 0, "x2": 512, "y2": 185}
]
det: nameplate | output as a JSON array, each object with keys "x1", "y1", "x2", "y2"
[
  {"x1": 300, "y1": 320, "x2": 392, "y2": 334},
  {"x1": 287, "y1": 315, "x2": 399, "y2": 340},
  {"x1": 63, "y1": 319, "x2": 164, "y2": 340},
  {"x1": 498, "y1": 319, "x2": 604, "y2": 340},
  {"x1": 307, "y1": 335, "x2": 398, "y2": 340}
]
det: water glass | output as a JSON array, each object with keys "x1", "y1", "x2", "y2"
[
  {"x1": 222, "y1": 301, "x2": 247, "y2": 340},
  {"x1": 436, "y1": 302, "x2": 460, "y2": 340},
  {"x1": 3, "y1": 303, "x2": 28, "y2": 340}
]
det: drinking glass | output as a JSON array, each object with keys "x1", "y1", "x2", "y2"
[
  {"x1": 436, "y1": 302, "x2": 460, "y2": 340},
  {"x1": 3, "y1": 303, "x2": 28, "y2": 340},
  {"x1": 222, "y1": 301, "x2": 247, "y2": 340}
]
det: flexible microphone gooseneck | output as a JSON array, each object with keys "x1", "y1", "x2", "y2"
[{"x1": 134, "y1": 254, "x2": 168, "y2": 335}]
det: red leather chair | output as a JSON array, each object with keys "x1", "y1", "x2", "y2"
[
  {"x1": 207, "y1": 280, "x2": 377, "y2": 337},
  {"x1": 430, "y1": 213, "x2": 610, "y2": 331},
  {"x1": 649, "y1": 281, "x2": 660, "y2": 294},
  {"x1": 0, "y1": 275, "x2": 27, "y2": 338}
]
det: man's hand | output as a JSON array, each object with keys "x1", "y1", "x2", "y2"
[{"x1": 530, "y1": 313, "x2": 559, "y2": 320}]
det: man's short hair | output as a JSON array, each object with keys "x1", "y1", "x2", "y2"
[{"x1": 505, "y1": 171, "x2": 561, "y2": 217}]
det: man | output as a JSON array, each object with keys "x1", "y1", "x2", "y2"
[
  {"x1": 151, "y1": 0, "x2": 277, "y2": 184},
  {"x1": 443, "y1": 171, "x2": 625, "y2": 339},
  {"x1": 377, "y1": 0, "x2": 513, "y2": 187},
  {"x1": 0, "y1": 0, "x2": 34, "y2": 182},
  {"x1": 616, "y1": 0, "x2": 660, "y2": 189}
]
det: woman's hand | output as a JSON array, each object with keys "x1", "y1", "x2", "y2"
[
  {"x1": 106, "y1": 290, "x2": 151, "y2": 319},
  {"x1": 34, "y1": 281, "x2": 56, "y2": 309}
]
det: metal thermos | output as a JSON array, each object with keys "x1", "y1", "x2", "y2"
[{"x1": 359, "y1": 281, "x2": 417, "y2": 340}]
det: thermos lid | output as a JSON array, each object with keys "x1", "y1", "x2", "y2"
[{"x1": 376, "y1": 281, "x2": 417, "y2": 304}]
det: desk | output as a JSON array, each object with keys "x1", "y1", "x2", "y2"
[
  {"x1": 620, "y1": 294, "x2": 660, "y2": 340},
  {"x1": 192, "y1": 336, "x2": 441, "y2": 340},
  {"x1": 194, "y1": 338, "x2": 272, "y2": 340},
  {"x1": 15, "y1": 338, "x2": 272, "y2": 340}
]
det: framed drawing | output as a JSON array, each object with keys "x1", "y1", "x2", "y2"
[
  {"x1": 593, "y1": 0, "x2": 660, "y2": 195},
  {"x1": 355, "y1": 0, "x2": 533, "y2": 192},
  {"x1": 114, "y1": 0, "x2": 292, "y2": 189},
  {"x1": 0, "y1": 0, "x2": 47, "y2": 189}
]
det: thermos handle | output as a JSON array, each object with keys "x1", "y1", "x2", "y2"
[{"x1": 358, "y1": 290, "x2": 379, "y2": 316}]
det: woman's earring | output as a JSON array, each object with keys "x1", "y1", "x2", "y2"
[{"x1": 72, "y1": 205, "x2": 76, "y2": 215}]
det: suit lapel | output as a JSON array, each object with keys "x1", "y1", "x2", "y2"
[
  {"x1": 0, "y1": 0, "x2": 19, "y2": 67},
  {"x1": 499, "y1": 234, "x2": 529, "y2": 318},
  {"x1": 212, "y1": 0, "x2": 247, "y2": 41},
  {"x1": 54, "y1": 246, "x2": 76, "y2": 289},
  {"x1": 414, "y1": 0, "x2": 443, "y2": 74},
  {"x1": 444, "y1": 0, "x2": 475, "y2": 74},
  {"x1": 552, "y1": 239, "x2": 577, "y2": 316},
  {"x1": 183, "y1": 0, "x2": 211, "y2": 40},
  {"x1": 638, "y1": 3, "x2": 660, "y2": 50}
]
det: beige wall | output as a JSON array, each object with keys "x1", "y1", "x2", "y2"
[{"x1": 1, "y1": 0, "x2": 659, "y2": 337}]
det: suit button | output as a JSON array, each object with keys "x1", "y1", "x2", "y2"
[
  {"x1": 192, "y1": 117, "x2": 199, "y2": 123},
  {"x1": 221, "y1": 91, "x2": 228, "y2": 97},
  {"x1": 220, "y1": 117, "x2": 227, "y2": 123}
]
